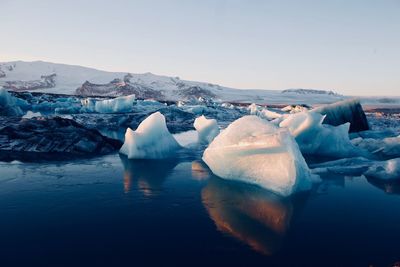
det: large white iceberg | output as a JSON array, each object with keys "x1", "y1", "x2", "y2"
[
  {"x1": 194, "y1": 115, "x2": 220, "y2": 144},
  {"x1": 119, "y1": 112, "x2": 181, "y2": 159},
  {"x1": 279, "y1": 111, "x2": 362, "y2": 158},
  {"x1": 202, "y1": 116, "x2": 314, "y2": 196}
]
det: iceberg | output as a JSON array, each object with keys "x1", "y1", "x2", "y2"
[
  {"x1": 351, "y1": 136, "x2": 400, "y2": 159},
  {"x1": 85, "y1": 94, "x2": 136, "y2": 113},
  {"x1": 0, "y1": 116, "x2": 122, "y2": 161},
  {"x1": 259, "y1": 108, "x2": 282, "y2": 120},
  {"x1": 186, "y1": 105, "x2": 209, "y2": 115},
  {"x1": 202, "y1": 116, "x2": 314, "y2": 196},
  {"x1": 119, "y1": 112, "x2": 181, "y2": 159},
  {"x1": 194, "y1": 115, "x2": 220, "y2": 143},
  {"x1": 365, "y1": 158, "x2": 400, "y2": 180},
  {"x1": 313, "y1": 99, "x2": 369, "y2": 132},
  {"x1": 310, "y1": 157, "x2": 372, "y2": 176},
  {"x1": 22, "y1": 110, "x2": 42, "y2": 119},
  {"x1": 221, "y1": 102, "x2": 235, "y2": 109},
  {"x1": 247, "y1": 103, "x2": 282, "y2": 120},
  {"x1": 80, "y1": 98, "x2": 96, "y2": 111},
  {"x1": 173, "y1": 130, "x2": 198, "y2": 147},
  {"x1": 247, "y1": 103, "x2": 261, "y2": 115},
  {"x1": 279, "y1": 111, "x2": 362, "y2": 158},
  {"x1": 0, "y1": 88, "x2": 27, "y2": 116},
  {"x1": 281, "y1": 105, "x2": 309, "y2": 114},
  {"x1": 310, "y1": 157, "x2": 400, "y2": 180}
]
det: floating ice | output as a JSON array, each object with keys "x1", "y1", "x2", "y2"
[
  {"x1": 202, "y1": 116, "x2": 314, "y2": 196},
  {"x1": 365, "y1": 158, "x2": 400, "y2": 180},
  {"x1": 119, "y1": 112, "x2": 181, "y2": 159},
  {"x1": 352, "y1": 136, "x2": 400, "y2": 159},
  {"x1": 310, "y1": 157, "x2": 372, "y2": 176},
  {"x1": 81, "y1": 98, "x2": 96, "y2": 111},
  {"x1": 279, "y1": 111, "x2": 362, "y2": 158},
  {"x1": 259, "y1": 108, "x2": 282, "y2": 120},
  {"x1": 194, "y1": 115, "x2": 220, "y2": 143},
  {"x1": 22, "y1": 110, "x2": 42, "y2": 119},
  {"x1": 0, "y1": 88, "x2": 27, "y2": 116},
  {"x1": 0, "y1": 116, "x2": 122, "y2": 160},
  {"x1": 313, "y1": 99, "x2": 369, "y2": 132},
  {"x1": 186, "y1": 105, "x2": 208, "y2": 115},
  {"x1": 310, "y1": 157, "x2": 400, "y2": 180},
  {"x1": 89, "y1": 94, "x2": 136, "y2": 113},
  {"x1": 247, "y1": 103, "x2": 261, "y2": 115},
  {"x1": 173, "y1": 130, "x2": 198, "y2": 147},
  {"x1": 281, "y1": 105, "x2": 309, "y2": 114},
  {"x1": 177, "y1": 100, "x2": 185, "y2": 107},
  {"x1": 221, "y1": 102, "x2": 235, "y2": 109},
  {"x1": 135, "y1": 99, "x2": 165, "y2": 107},
  {"x1": 247, "y1": 103, "x2": 282, "y2": 120}
]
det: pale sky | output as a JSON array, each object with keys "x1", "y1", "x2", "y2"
[{"x1": 1, "y1": 0, "x2": 399, "y2": 96}]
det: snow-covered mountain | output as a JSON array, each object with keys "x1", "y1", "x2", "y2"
[
  {"x1": 0, "y1": 60, "x2": 350, "y2": 104},
  {"x1": 282, "y1": 88, "x2": 340, "y2": 96}
]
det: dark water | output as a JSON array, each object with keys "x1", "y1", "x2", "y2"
[{"x1": 1, "y1": 152, "x2": 400, "y2": 267}]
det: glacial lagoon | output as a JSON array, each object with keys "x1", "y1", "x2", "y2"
[{"x1": 1, "y1": 150, "x2": 400, "y2": 266}]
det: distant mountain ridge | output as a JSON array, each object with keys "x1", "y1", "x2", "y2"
[
  {"x1": 282, "y1": 88, "x2": 340, "y2": 96},
  {"x1": 0, "y1": 60, "x2": 345, "y2": 104}
]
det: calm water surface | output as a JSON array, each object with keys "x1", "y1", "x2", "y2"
[{"x1": 1, "y1": 150, "x2": 400, "y2": 266}]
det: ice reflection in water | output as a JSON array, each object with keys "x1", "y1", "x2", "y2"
[
  {"x1": 366, "y1": 176, "x2": 400, "y2": 195},
  {"x1": 120, "y1": 154, "x2": 178, "y2": 196},
  {"x1": 202, "y1": 176, "x2": 308, "y2": 255},
  {"x1": 191, "y1": 160, "x2": 211, "y2": 181},
  {"x1": 120, "y1": 151, "x2": 310, "y2": 256}
]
